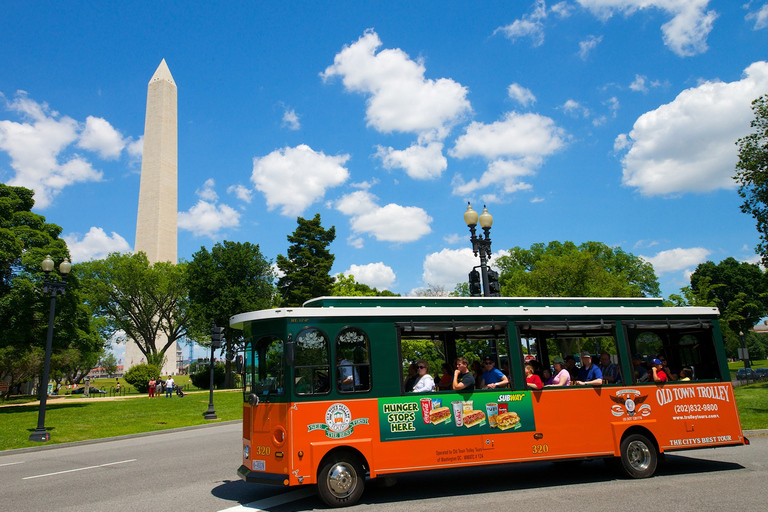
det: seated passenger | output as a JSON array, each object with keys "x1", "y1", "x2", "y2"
[
  {"x1": 404, "y1": 363, "x2": 418, "y2": 392},
  {"x1": 412, "y1": 360, "x2": 436, "y2": 392},
  {"x1": 542, "y1": 368, "x2": 552, "y2": 384},
  {"x1": 658, "y1": 354, "x2": 678, "y2": 381},
  {"x1": 598, "y1": 352, "x2": 620, "y2": 384},
  {"x1": 575, "y1": 352, "x2": 603, "y2": 385},
  {"x1": 453, "y1": 357, "x2": 475, "y2": 392},
  {"x1": 525, "y1": 364, "x2": 543, "y2": 390},
  {"x1": 650, "y1": 358, "x2": 668, "y2": 383},
  {"x1": 632, "y1": 354, "x2": 649, "y2": 382},
  {"x1": 679, "y1": 367, "x2": 693, "y2": 381},
  {"x1": 480, "y1": 356, "x2": 509, "y2": 389},
  {"x1": 438, "y1": 363, "x2": 453, "y2": 390},
  {"x1": 545, "y1": 357, "x2": 571, "y2": 387},
  {"x1": 565, "y1": 355, "x2": 579, "y2": 382}
]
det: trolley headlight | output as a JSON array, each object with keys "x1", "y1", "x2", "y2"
[{"x1": 244, "y1": 445, "x2": 250, "y2": 460}]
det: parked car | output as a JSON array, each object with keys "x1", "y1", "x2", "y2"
[
  {"x1": 754, "y1": 368, "x2": 768, "y2": 378},
  {"x1": 71, "y1": 386, "x2": 107, "y2": 395}
]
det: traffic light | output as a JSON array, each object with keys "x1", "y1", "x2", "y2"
[
  {"x1": 487, "y1": 269, "x2": 500, "y2": 297},
  {"x1": 211, "y1": 325, "x2": 225, "y2": 348},
  {"x1": 469, "y1": 269, "x2": 481, "y2": 297}
]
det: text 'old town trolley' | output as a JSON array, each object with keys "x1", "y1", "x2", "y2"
[{"x1": 232, "y1": 296, "x2": 748, "y2": 507}]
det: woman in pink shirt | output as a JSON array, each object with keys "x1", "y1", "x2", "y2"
[{"x1": 545, "y1": 357, "x2": 571, "y2": 387}]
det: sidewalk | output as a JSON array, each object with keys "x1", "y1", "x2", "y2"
[{"x1": 0, "y1": 389, "x2": 238, "y2": 408}]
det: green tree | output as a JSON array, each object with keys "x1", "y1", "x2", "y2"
[
  {"x1": 77, "y1": 252, "x2": 192, "y2": 365},
  {"x1": 496, "y1": 241, "x2": 660, "y2": 297},
  {"x1": 690, "y1": 257, "x2": 768, "y2": 358},
  {"x1": 330, "y1": 274, "x2": 399, "y2": 296},
  {"x1": 186, "y1": 241, "x2": 276, "y2": 386},
  {"x1": 99, "y1": 351, "x2": 119, "y2": 377},
  {"x1": 276, "y1": 214, "x2": 336, "y2": 306},
  {"x1": 0, "y1": 184, "x2": 102, "y2": 396},
  {"x1": 735, "y1": 95, "x2": 768, "y2": 266}
]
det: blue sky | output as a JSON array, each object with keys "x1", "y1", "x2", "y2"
[{"x1": 2, "y1": 0, "x2": 768, "y2": 310}]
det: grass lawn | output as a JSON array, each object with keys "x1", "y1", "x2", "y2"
[
  {"x1": 728, "y1": 359, "x2": 768, "y2": 380},
  {"x1": 0, "y1": 390, "x2": 242, "y2": 451},
  {"x1": 733, "y1": 380, "x2": 768, "y2": 431}
]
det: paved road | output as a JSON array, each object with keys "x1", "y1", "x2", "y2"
[{"x1": 1, "y1": 424, "x2": 765, "y2": 511}]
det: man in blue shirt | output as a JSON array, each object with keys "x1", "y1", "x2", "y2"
[
  {"x1": 480, "y1": 356, "x2": 509, "y2": 389},
  {"x1": 575, "y1": 352, "x2": 603, "y2": 385}
]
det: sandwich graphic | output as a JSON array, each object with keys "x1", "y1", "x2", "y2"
[
  {"x1": 496, "y1": 411, "x2": 521, "y2": 430},
  {"x1": 462, "y1": 409, "x2": 486, "y2": 428},
  {"x1": 430, "y1": 406, "x2": 451, "y2": 425}
]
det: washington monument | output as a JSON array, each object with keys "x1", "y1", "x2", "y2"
[
  {"x1": 135, "y1": 58, "x2": 177, "y2": 264},
  {"x1": 128, "y1": 59, "x2": 179, "y2": 375}
]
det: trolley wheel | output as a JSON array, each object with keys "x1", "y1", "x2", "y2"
[
  {"x1": 619, "y1": 433, "x2": 658, "y2": 478},
  {"x1": 317, "y1": 453, "x2": 365, "y2": 507}
]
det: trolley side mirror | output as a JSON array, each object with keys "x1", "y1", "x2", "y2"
[{"x1": 286, "y1": 333, "x2": 295, "y2": 367}]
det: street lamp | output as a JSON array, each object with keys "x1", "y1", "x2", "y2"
[
  {"x1": 204, "y1": 323, "x2": 224, "y2": 420},
  {"x1": 30, "y1": 254, "x2": 71, "y2": 442},
  {"x1": 464, "y1": 203, "x2": 497, "y2": 297}
]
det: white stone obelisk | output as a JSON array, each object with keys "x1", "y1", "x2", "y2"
[{"x1": 127, "y1": 59, "x2": 178, "y2": 376}]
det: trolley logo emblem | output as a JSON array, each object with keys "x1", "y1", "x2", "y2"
[
  {"x1": 308, "y1": 403, "x2": 369, "y2": 439},
  {"x1": 610, "y1": 389, "x2": 651, "y2": 418}
]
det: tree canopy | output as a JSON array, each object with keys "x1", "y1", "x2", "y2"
[
  {"x1": 735, "y1": 94, "x2": 768, "y2": 266},
  {"x1": 0, "y1": 184, "x2": 102, "y2": 395},
  {"x1": 276, "y1": 214, "x2": 336, "y2": 306},
  {"x1": 331, "y1": 274, "x2": 399, "y2": 297},
  {"x1": 495, "y1": 241, "x2": 660, "y2": 298},
  {"x1": 77, "y1": 252, "x2": 191, "y2": 365},
  {"x1": 186, "y1": 240, "x2": 276, "y2": 346}
]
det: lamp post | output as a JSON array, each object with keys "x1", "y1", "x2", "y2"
[
  {"x1": 204, "y1": 323, "x2": 224, "y2": 420},
  {"x1": 30, "y1": 254, "x2": 71, "y2": 442},
  {"x1": 464, "y1": 203, "x2": 495, "y2": 297}
]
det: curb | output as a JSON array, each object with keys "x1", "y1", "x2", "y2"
[
  {"x1": 0, "y1": 419, "x2": 242, "y2": 457},
  {"x1": 744, "y1": 429, "x2": 768, "y2": 437}
]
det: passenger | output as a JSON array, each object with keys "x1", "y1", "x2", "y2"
[
  {"x1": 657, "y1": 354, "x2": 678, "y2": 381},
  {"x1": 339, "y1": 356, "x2": 360, "y2": 391},
  {"x1": 525, "y1": 364, "x2": 543, "y2": 390},
  {"x1": 632, "y1": 354, "x2": 649, "y2": 382},
  {"x1": 545, "y1": 357, "x2": 571, "y2": 387},
  {"x1": 480, "y1": 356, "x2": 509, "y2": 389},
  {"x1": 412, "y1": 360, "x2": 436, "y2": 392},
  {"x1": 565, "y1": 355, "x2": 579, "y2": 382},
  {"x1": 452, "y1": 357, "x2": 475, "y2": 392},
  {"x1": 471, "y1": 360, "x2": 483, "y2": 384},
  {"x1": 650, "y1": 358, "x2": 668, "y2": 383},
  {"x1": 575, "y1": 352, "x2": 603, "y2": 385},
  {"x1": 598, "y1": 352, "x2": 620, "y2": 384},
  {"x1": 438, "y1": 363, "x2": 453, "y2": 390},
  {"x1": 542, "y1": 368, "x2": 552, "y2": 384},
  {"x1": 529, "y1": 359, "x2": 545, "y2": 380},
  {"x1": 404, "y1": 363, "x2": 419, "y2": 392},
  {"x1": 679, "y1": 367, "x2": 693, "y2": 381},
  {"x1": 502, "y1": 360, "x2": 511, "y2": 378}
]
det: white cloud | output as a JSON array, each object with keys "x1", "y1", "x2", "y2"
[
  {"x1": 746, "y1": 3, "x2": 768, "y2": 30},
  {"x1": 334, "y1": 190, "x2": 433, "y2": 243},
  {"x1": 641, "y1": 247, "x2": 710, "y2": 273},
  {"x1": 126, "y1": 135, "x2": 143, "y2": 159},
  {"x1": 443, "y1": 233, "x2": 465, "y2": 244},
  {"x1": 495, "y1": 0, "x2": 548, "y2": 47},
  {"x1": 63, "y1": 227, "x2": 132, "y2": 263},
  {"x1": 227, "y1": 184, "x2": 253, "y2": 203},
  {"x1": 577, "y1": 0, "x2": 718, "y2": 57},
  {"x1": 251, "y1": 144, "x2": 350, "y2": 216},
  {"x1": 507, "y1": 83, "x2": 537, "y2": 106},
  {"x1": 178, "y1": 200, "x2": 240, "y2": 238},
  {"x1": 450, "y1": 111, "x2": 566, "y2": 197},
  {"x1": 578, "y1": 35, "x2": 603, "y2": 60},
  {"x1": 376, "y1": 141, "x2": 447, "y2": 180},
  {"x1": 344, "y1": 262, "x2": 396, "y2": 290},
  {"x1": 282, "y1": 107, "x2": 300, "y2": 130},
  {"x1": 618, "y1": 61, "x2": 768, "y2": 195},
  {"x1": 322, "y1": 29, "x2": 471, "y2": 141},
  {"x1": 630, "y1": 74, "x2": 648, "y2": 92},
  {"x1": 196, "y1": 178, "x2": 218, "y2": 201},
  {"x1": 77, "y1": 116, "x2": 126, "y2": 159},
  {"x1": 561, "y1": 99, "x2": 590, "y2": 118},
  {"x1": 0, "y1": 92, "x2": 103, "y2": 208},
  {"x1": 422, "y1": 247, "x2": 509, "y2": 290}
]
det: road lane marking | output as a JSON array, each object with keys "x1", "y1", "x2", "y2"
[
  {"x1": 22, "y1": 459, "x2": 136, "y2": 480},
  {"x1": 218, "y1": 488, "x2": 315, "y2": 511},
  {"x1": 0, "y1": 461, "x2": 25, "y2": 467}
]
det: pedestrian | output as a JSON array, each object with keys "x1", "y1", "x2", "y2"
[
  {"x1": 84, "y1": 375, "x2": 91, "y2": 397},
  {"x1": 165, "y1": 376, "x2": 175, "y2": 398},
  {"x1": 148, "y1": 377, "x2": 155, "y2": 398}
]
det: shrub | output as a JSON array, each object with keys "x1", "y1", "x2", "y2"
[
  {"x1": 124, "y1": 364, "x2": 160, "y2": 393},
  {"x1": 191, "y1": 364, "x2": 225, "y2": 389}
]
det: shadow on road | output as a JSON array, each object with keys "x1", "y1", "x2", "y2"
[{"x1": 214, "y1": 454, "x2": 745, "y2": 511}]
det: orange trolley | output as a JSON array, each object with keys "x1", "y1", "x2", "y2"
[{"x1": 232, "y1": 296, "x2": 747, "y2": 507}]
